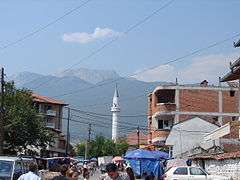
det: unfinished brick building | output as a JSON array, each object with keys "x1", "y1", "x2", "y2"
[{"x1": 148, "y1": 81, "x2": 240, "y2": 146}]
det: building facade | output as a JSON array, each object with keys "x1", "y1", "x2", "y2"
[
  {"x1": 192, "y1": 151, "x2": 240, "y2": 180},
  {"x1": 32, "y1": 93, "x2": 68, "y2": 157},
  {"x1": 148, "y1": 82, "x2": 240, "y2": 146}
]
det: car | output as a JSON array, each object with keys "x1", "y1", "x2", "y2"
[
  {"x1": 162, "y1": 166, "x2": 230, "y2": 180},
  {"x1": 0, "y1": 156, "x2": 35, "y2": 180}
]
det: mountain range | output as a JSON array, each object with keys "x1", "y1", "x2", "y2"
[{"x1": 10, "y1": 68, "x2": 172, "y2": 143}]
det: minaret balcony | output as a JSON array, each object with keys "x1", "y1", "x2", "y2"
[{"x1": 111, "y1": 107, "x2": 120, "y2": 112}]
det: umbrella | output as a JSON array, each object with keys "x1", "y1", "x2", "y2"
[
  {"x1": 124, "y1": 149, "x2": 156, "y2": 160},
  {"x1": 90, "y1": 157, "x2": 97, "y2": 161},
  {"x1": 124, "y1": 149, "x2": 167, "y2": 178},
  {"x1": 112, "y1": 156, "x2": 124, "y2": 162}
]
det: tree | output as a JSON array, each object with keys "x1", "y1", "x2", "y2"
[
  {"x1": 115, "y1": 139, "x2": 129, "y2": 156},
  {"x1": 3, "y1": 82, "x2": 53, "y2": 154},
  {"x1": 102, "y1": 139, "x2": 116, "y2": 156},
  {"x1": 75, "y1": 135, "x2": 129, "y2": 157},
  {"x1": 75, "y1": 142, "x2": 85, "y2": 156}
]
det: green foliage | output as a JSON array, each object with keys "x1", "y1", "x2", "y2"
[
  {"x1": 75, "y1": 142, "x2": 85, "y2": 156},
  {"x1": 75, "y1": 135, "x2": 129, "y2": 157},
  {"x1": 3, "y1": 82, "x2": 53, "y2": 153}
]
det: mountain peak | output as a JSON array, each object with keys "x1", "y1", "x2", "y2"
[{"x1": 55, "y1": 68, "x2": 120, "y2": 84}]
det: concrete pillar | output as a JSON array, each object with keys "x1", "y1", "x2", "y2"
[
  {"x1": 175, "y1": 87, "x2": 180, "y2": 123},
  {"x1": 238, "y1": 79, "x2": 240, "y2": 121},
  {"x1": 218, "y1": 90, "x2": 223, "y2": 125}
]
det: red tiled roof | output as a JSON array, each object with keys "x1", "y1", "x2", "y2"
[
  {"x1": 127, "y1": 131, "x2": 148, "y2": 145},
  {"x1": 192, "y1": 151, "x2": 240, "y2": 160},
  {"x1": 32, "y1": 93, "x2": 68, "y2": 105}
]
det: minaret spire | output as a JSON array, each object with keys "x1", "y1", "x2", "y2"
[{"x1": 111, "y1": 84, "x2": 120, "y2": 142}]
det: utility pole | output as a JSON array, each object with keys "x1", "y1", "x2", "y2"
[
  {"x1": 65, "y1": 107, "x2": 70, "y2": 156},
  {"x1": 85, "y1": 123, "x2": 91, "y2": 160},
  {"x1": 0, "y1": 67, "x2": 4, "y2": 155},
  {"x1": 137, "y1": 126, "x2": 140, "y2": 148}
]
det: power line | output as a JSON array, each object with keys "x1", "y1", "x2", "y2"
[
  {"x1": 64, "y1": 92, "x2": 147, "y2": 108},
  {"x1": 70, "y1": 109, "x2": 148, "y2": 128},
  {"x1": 0, "y1": 0, "x2": 93, "y2": 52},
  {"x1": 70, "y1": 114, "x2": 148, "y2": 130},
  {"x1": 69, "y1": 107, "x2": 147, "y2": 118},
  {"x1": 63, "y1": 116, "x2": 144, "y2": 132},
  {"x1": 28, "y1": 0, "x2": 175, "y2": 90},
  {"x1": 44, "y1": 31, "x2": 240, "y2": 99}
]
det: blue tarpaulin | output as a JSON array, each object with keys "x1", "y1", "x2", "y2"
[
  {"x1": 124, "y1": 149, "x2": 167, "y2": 179},
  {"x1": 151, "y1": 150, "x2": 169, "y2": 160}
]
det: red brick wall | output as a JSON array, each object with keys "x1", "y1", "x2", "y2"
[
  {"x1": 151, "y1": 129, "x2": 170, "y2": 140},
  {"x1": 222, "y1": 91, "x2": 239, "y2": 113},
  {"x1": 178, "y1": 89, "x2": 239, "y2": 114},
  {"x1": 179, "y1": 89, "x2": 219, "y2": 112}
]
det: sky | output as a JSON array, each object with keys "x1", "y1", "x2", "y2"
[{"x1": 0, "y1": 0, "x2": 240, "y2": 84}]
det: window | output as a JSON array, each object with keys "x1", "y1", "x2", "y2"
[
  {"x1": 158, "y1": 120, "x2": 163, "y2": 129},
  {"x1": 14, "y1": 161, "x2": 22, "y2": 173},
  {"x1": 47, "y1": 105, "x2": 52, "y2": 110},
  {"x1": 155, "y1": 90, "x2": 175, "y2": 104},
  {"x1": 158, "y1": 119, "x2": 173, "y2": 129},
  {"x1": 169, "y1": 146, "x2": 173, "y2": 158},
  {"x1": 173, "y1": 167, "x2": 188, "y2": 175},
  {"x1": 190, "y1": 167, "x2": 206, "y2": 176}
]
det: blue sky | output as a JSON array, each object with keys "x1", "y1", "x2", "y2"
[{"x1": 1, "y1": 0, "x2": 240, "y2": 84}]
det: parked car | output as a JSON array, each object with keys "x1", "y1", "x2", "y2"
[
  {"x1": 163, "y1": 166, "x2": 230, "y2": 180},
  {"x1": 0, "y1": 156, "x2": 35, "y2": 180}
]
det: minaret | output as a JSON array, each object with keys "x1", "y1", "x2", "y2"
[{"x1": 111, "y1": 84, "x2": 120, "y2": 142}]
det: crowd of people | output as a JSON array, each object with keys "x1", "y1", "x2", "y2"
[{"x1": 17, "y1": 161, "x2": 155, "y2": 180}]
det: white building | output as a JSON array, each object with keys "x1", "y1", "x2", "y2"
[
  {"x1": 165, "y1": 117, "x2": 219, "y2": 158},
  {"x1": 111, "y1": 84, "x2": 120, "y2": 142}
]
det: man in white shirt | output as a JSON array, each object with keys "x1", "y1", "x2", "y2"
[{"x1": 18, "y1": 162, "x2": 41, "y2": 180}]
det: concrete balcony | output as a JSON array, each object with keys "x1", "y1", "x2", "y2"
[{"x1": 153, "y1": 103, "x2": 176, "y2": 114}]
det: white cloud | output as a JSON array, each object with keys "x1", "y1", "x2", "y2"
[
  {"x1": 134, "y1": 53, "x2": 240, "y2": 84},
  {"x1": 62, "y1": 27, "x2": 122, "y2": 44}
]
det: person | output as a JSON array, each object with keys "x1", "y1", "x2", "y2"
[
  {"x1": 104, "y1": 163, "x2": 130, "y2": 180},
  {"x1": 17, "y1": 162, "x2": 41, "y2": 180},
  {"x1": 66, "y1": 169, "x2": 79, "y2": 180},
  {"x1": 125, "y1": 167, "x2": 134, "y2": 180},
  {"x1": 71, "y1": 171, "x2": 79, "y2": 180},
  {"x1": 52, "y1": 164, "x2": 69, "y2": 180},
  {"x1": 82, "y1": 165, "x2": 90, "y2": 180}
]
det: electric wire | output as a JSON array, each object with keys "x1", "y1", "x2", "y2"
[
  {"x1": 0, "y1": 0, "x2": 93, "y2": 52},
  {"x1": 26, "y1": 0, "x2": 175, "y2": 90},
  {"x1": 47, "y1": 31, "x2": 240, "y2": 99}
]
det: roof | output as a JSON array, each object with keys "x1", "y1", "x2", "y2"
[
  {"x1": 32, "y1": 93, "x2": 68, "y2": 105},
  {"x1": 234, "y1": 39, "x2": 240, "y2": 48},
  {"x1": 192, "y1": 151, "x2": 240, "y2": 160},
  {"x1": 171, "y1": 117, "x2": 219, "y2": 128},
  {"x1": 0, "y1": 156, "x2": 19, "y2": 161},
  {"x1": 220, "y1": 66, "x2": 240, "y2": 82},
  {"x1": 127, "y1": 131, "x2": 148, "y2": 145},
  {"x1": 220, "y1": 57, "x2": 240, "y2": 82}
]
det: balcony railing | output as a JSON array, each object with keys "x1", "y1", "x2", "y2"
[
  {"x1": 47, "y1": 110, "x2": 57, "y2": 116},
  {"x1": 46, "y1": 122, "x2": 55, "y2": 128}
]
